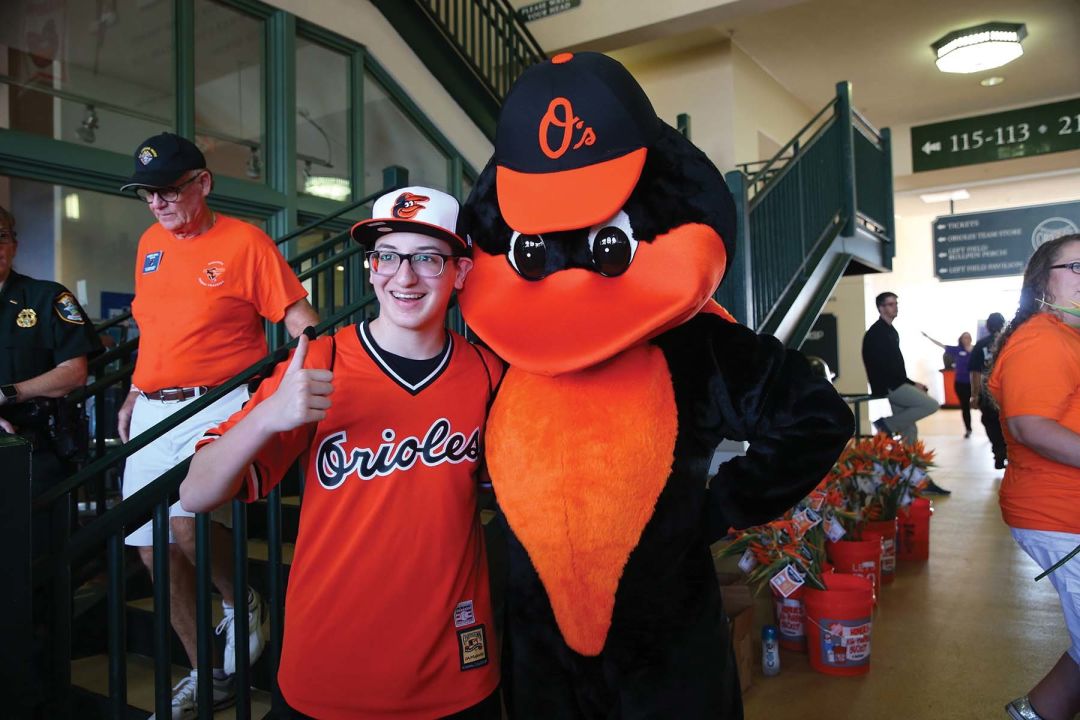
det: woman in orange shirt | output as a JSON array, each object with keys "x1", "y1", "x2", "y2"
[{"x1": 989, "y1": 233, "x2": 1080, "y2": 720}]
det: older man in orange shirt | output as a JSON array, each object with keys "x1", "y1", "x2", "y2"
[{"x1": 118, "y1": 133, "x2": 318, "y2": 718}]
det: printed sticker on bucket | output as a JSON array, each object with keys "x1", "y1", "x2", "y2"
[
  {"x1": 818, "y1": 618, "x2": 872, "y2": 668},
  {"x1": 775, "y1": 597, "x2": 805, "y2": 642}
]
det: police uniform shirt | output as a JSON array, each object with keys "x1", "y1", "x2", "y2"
[{"x1": 0, "y1": 271, "x2": 101, "y2": 386}]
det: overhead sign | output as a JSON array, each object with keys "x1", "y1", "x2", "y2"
[
  {"x1": 518, "y1": 0, "x2": 581, "y2": 22},
  {"x1": 912, "y1": 97, "x2": 1080, "y2": 172},
  {"x1": 933, "y1": 200, "x2": 1080, "y2": 281}
]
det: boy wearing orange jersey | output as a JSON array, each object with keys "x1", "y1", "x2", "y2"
[{"x1": 181, "y1": 187, "x2": 502, "y2": 719}]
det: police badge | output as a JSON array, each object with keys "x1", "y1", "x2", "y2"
[{"x1": 16, "y1": 308, "x2": 37, "y2": 328}]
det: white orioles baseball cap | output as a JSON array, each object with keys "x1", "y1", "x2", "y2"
[{"x1": 350, "y1": 186, "x2": 470, "y2": 254}]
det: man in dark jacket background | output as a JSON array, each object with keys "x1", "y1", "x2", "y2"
[{"x1": 862, "y1": 291, "x2": 950, "y2": 494}]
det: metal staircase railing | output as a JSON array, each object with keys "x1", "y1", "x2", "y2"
[
  {"x1": 414, "y1": 0, "x2": 545, "y2": 104},
  {"x1": 28, "y1": 173, "x2": 407, "y2": 718},
  {"x1": 715, "y1": 81, "x2": 894, "y2": 343}
]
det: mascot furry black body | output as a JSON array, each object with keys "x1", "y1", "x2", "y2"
[{"x1": 459, "y1": 52, "x2": 853, "y2": 718}]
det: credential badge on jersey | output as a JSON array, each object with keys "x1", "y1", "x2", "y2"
[
  {"x1": 54, "y1": 292, "x2": 86, "y2": 324},
  {"x1": 457, "y1": 625, "x2": 488, "y2": 670},
  {"x1": 453, "y1": 600, "x2": 475, "y2": 628},
  {"x1": 142, "y1": 251, "x2": 163, "y2": 274}
]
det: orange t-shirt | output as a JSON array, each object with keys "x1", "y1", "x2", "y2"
[
  {"x1": 990, "y1": 312, "x2": 1080, "y2": 534},
  {"x1": 197, "y1": 324, "x2": 502, "y2": 719},
  {"x1": 131, "y1": 216, "x2": 307, "y2": 392}
]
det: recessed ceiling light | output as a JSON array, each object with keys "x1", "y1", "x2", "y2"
[
  {"x1": 920, "y1": 189, "x2": 971, "y2": 204},
  {"x1": 932, "y1": 22, "x2": 1026, "y2": 74},
  {"x1": 980, "y1": 76, "x2": 1005, "y2": 87}
]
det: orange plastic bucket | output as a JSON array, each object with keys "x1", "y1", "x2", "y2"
[
  {"x1": 772, "y1": 585, "x2": 806, "y2": 651},
  {"x1": 862, "y1": 518, "x2": 898, "y2": 585},
  {"x1": 827, "y1": 538, "x2": 881, "y2": 602},
  {"x1": 897, "y1": 498, "x2": 933, "y2": 561},
  {"x1": 803, "y1": 574, "x2": 874, "y2": 676}
]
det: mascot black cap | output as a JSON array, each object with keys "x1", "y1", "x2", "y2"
[{"x1": 495, "y1": 52, "x2": 661, "y2": 235}]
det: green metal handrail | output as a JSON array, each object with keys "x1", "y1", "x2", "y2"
[
  {"x1": 718, "y1": 81, "x2": 894, "y2": 337},
  {"x1": 52, "y1": 296, "x2": 376, "y2": 718},
  {"x1": 414, "y1": 0, "x2": 546, "y2": 103}
]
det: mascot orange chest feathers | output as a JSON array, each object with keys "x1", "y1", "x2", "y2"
[{"x1": 459, "y1": 51, "x2": 852, "y2": 718}]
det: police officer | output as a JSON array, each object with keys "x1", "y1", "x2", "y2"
[{"x1": 0, "y1": 203, "x2": 101, "y2": 498}]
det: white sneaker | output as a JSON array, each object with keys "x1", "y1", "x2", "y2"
[
  {"x1": 148, "y1": 669, "x2": 235, "y2": 720},
  {"x1": 216, "y1": 587, "x2": 268, "y2": 676}
]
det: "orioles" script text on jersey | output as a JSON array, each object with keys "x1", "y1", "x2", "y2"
[{"x1": 316, "y1": 419, "x2": 481, "y2": 489}]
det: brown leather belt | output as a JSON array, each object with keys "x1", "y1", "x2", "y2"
[{"x1": 141, "y1": 386, "x2": 212, "y2": 402}]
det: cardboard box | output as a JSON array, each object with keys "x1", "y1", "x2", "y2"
[{"x1": 716, "y1": 572, "x2": 754, "y2": 695}]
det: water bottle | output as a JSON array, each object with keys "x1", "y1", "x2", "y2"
[{"x1": 762, "y1": 624, "x2": 781, "y2": 676}]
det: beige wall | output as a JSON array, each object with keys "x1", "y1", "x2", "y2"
[
  {"x1": 614, "y1": 41, "x2": 736, "y2": 171},
  {"x1": 730, "y1": 43, "x2": 813, "y2": 167},
  {"x1": 265, "y1": 0, "x2": 493, "y2": 172},
  {"x1": 614, "y1": 38, "x2": 811, "y2": 173},
  {"x1": 511, "y1": 0, "x2": 804, "y2": 54}
]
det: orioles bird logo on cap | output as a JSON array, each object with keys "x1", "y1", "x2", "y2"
[{"x1": 392, "y1": 192, "x2": 430, "y2": 219}]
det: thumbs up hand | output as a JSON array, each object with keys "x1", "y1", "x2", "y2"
[{"x1": 257, "y1": 332, "x2": 334, "y2": 433}]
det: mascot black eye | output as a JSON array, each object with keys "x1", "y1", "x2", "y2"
[
  {"x1": 508, "y1": 231, "x2": 548, "y2": 280},
  {"x1": 588, "y1": 211, "x2": 638, "y2": 277}
]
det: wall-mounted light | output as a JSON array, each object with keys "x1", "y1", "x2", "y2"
[
  {"x1": 245, "y1": 146, "x2": 262, "y2": 179},
  {"x1": 919, "y1": 189, "x2": 970, "y2": 204},
  {"x1": 932, "y1": 22, "x2": 1026, "y2": 74},
  {"x1": 76, "y1": 104, "x2": 99, "y2": 143},
  {"x1": 64, "y1": 193, "x2": 81, "y2": 220}
]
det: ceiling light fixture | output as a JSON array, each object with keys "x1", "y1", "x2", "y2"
[
  {"x1": 980, "y1": 76, "x2": 1005, "y2": 87},
  {"x1": 931, "y1": 22, "x2": 1026, "y2": 74}
]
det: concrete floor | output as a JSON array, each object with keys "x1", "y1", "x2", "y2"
[{"x1": 741, "y1": 409, "x2": 1069, "y2": 720}]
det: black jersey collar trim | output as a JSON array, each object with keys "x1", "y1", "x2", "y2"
[{"x1": 356, "y1": 321, "x2": 453, "y2": 395}]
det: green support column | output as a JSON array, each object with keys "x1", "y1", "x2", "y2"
[
  {"x1": 266, "y1": 11, "x2": 298, "y2": 248},
  {"x1": 836, "y1": 81, "x2": 858, "y2": 239},
  {"x1": 175, "y1": 0, "x2": 196, "y2": 137},
  {"x1": 723, "y1": 170, "x2": 754, "y2": 329},
  {"x1": 881, "y1": 127, "x2": 896, "y2": 269}
]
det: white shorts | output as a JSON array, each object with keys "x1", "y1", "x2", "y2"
[
  {"x1": 123, "y1": 386, "x2": 250, "y2": 546},
  {"x1": 1011, "y1": 527, "x2": 1080, "y2": 666}
]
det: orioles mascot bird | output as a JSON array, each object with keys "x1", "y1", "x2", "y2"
[{"x1": 459, "y1": 52, "x2": 854, "y2": 718}]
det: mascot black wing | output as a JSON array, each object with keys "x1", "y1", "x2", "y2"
[{"x1": 459, "y1": 52, "x2": 854, "y2": 718}]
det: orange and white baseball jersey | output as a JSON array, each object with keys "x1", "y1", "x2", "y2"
[
  {"x1": 198, "y1": 323, "x2": 502, "y2": 719},
  {"x1": 131, "y1": 215, "x2": 307, "y2": 392}
]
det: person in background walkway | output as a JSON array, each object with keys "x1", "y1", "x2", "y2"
[
  {"x1": 922, "y1": 330, "x2": 974, "y2": 437},
  {"x1": 117, "y1": 132, "x2": 319, "y2": 718},
  {"x1": 862, "y1": 291, "x2": 949, "y2": 494},
  {"x1": 988, "y1": 234, "x2": 1080, "y2": 720},
  {"x1": 968, "y1": 313, "x2": 1007, "y2": 469}
]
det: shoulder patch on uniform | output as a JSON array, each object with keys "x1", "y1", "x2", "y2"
[{"x1": 54, "y1": 292, "x2": 86, "y2": 324}]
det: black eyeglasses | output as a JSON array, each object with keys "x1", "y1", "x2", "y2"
[
  {"x1": 135, "y1": 173, "x2": 204, "y2": 203},
  {"x1": 365, "y1": 250, "x2": 456, "y2": 278},
  {"x1": 1050, "y1": 262, "x2": 1080, "y2": 274},
  {"x1": 0, "y1": 229, "x2": 15, "y2": 245}
]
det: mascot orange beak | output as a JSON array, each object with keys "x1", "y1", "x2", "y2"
[{"x1": 459, "y1": 222, "x2": 727, "y2": 376}]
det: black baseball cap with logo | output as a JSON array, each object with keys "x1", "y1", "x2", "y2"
[
  {"x1": 120, "y1": 132, "x2": 207, "y2": 191},
  {"x1": 494, "y1": 51, "x2": 661, "y2": 235}
]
